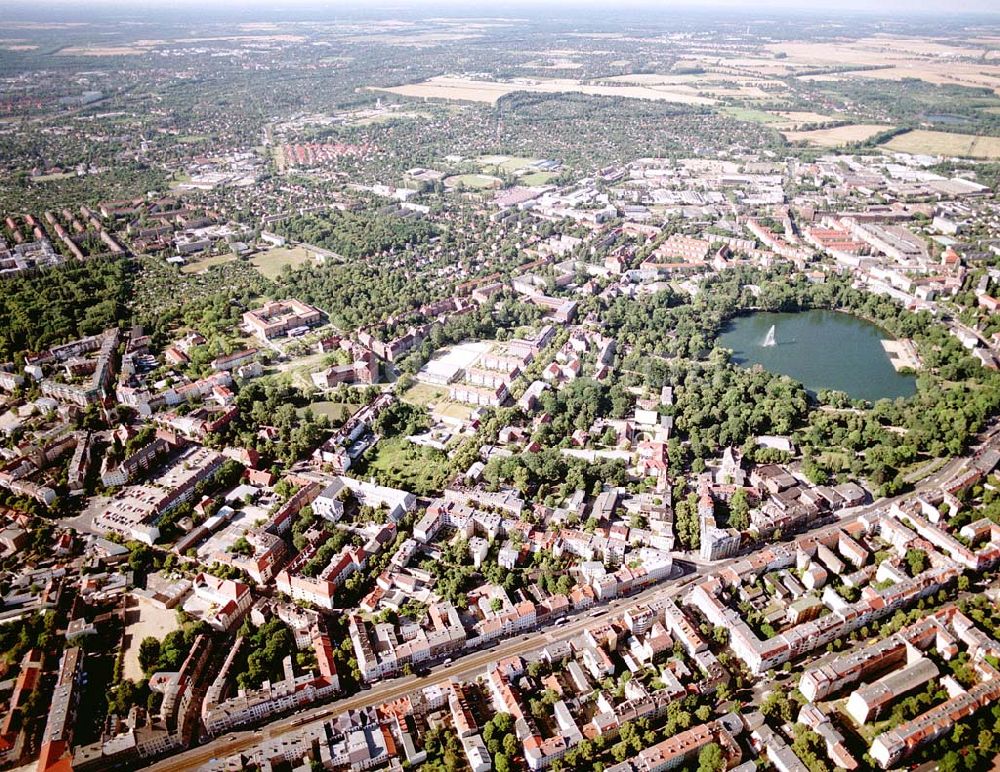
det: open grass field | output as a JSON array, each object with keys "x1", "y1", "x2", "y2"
[
  {"x1": 30, "y1": 171, "x2": 77, "y2": 182},
  {"x1": 602, "y1": 72, "x2": 781, "y2": 99},
  {"x1": 519, "y1": 171, "x2": 559, "y2": 186},
  {"x1": 880, "y1": 129, "x2": 1000, "y2": 159},
  {"x1": 433, "y1": 402, "x2": 474, "y2": 422},
  {"x1": 769, "y1": 111, "x2": 838, "y2": 129},
  {"x1": 273, "y1": 351, "x2": 327, "y2": 390},
  {"x1": 402, "y1": 382, "x2": 448, "y2": 406},
  {"x1": 299, "y1": 400, "x2": 361, "y2": 422},
  {"x1": 402, "y1": 382, "x2": 474, "y2": 422},
  {"x1": 168, "y1": 173, "x2": 192, "y2": 191},
  {"x1": 350, "y1": 111, "x2": 428, "y2": 126},
  {"x1": 180, "y1": 253, "x2": 237, "y2": 274},
  {"x1": 783, "y1": 124, "x2": 892, "y2": 147},
  {"x1": 719, "y1": 106, "x2": 782, "y2": 124},
  {"x1": 250, "y1": 246, "x2": 315, "y2": 279},
  {"x1": 444, "y1": 173, "x2": 503, "y2": 190},
  {"x1": 476, "y1": 155, "x2": 537, "y2": 172},
  {"x1": 362, "y1": 436, "x2": 450, "y2": 496},
  {"x1": 719, "y1": 108, "x2": 841, "y2": 130}
]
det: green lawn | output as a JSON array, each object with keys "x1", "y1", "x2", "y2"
[
  {"x1": 401, "y1": 382, "x2": 448, "y2": 406},
  {"x1": 477, "y1": 154, "x2": 537, "y2": 172},
  {"x1": 251, "y1": 246, "x2": 314, "y2": 279},
  {"x1": 299, "y1": 401, "x2": 362, "y2": 422},
  {"x1": 719, "y1": 106, "x2": 782, "y2": 124},
  {"x1": 444, "y1": 173, "x2": 502, "y2": 190},
  {"x1": 519, "y1": 171, "x2": 558, "y2": 186},
  {"x1": 179, "y1": 253, "x2": 237, "y2": 274},
  {"x1": 362, "y1": 436, "x2": 451, "y2": 496},
  {"x1": 30, "y1": 171, "x2": 77, "y2": 182},
  {"x1": 168, "y1": 172, "x2": 192, "y2": 190}
]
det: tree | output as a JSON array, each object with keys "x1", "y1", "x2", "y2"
[
  {"x1": 905, "y1": 548, "x2": 928, "y2": 577},
  {"x1": 937, "y1": 751, "x2": 963, "y2": 772},
  {"x1": 138, "y1": 636, "x2": 161, "y2": 674},
  {"x1": 697, "y1": 742, "x2": 725, "y2": 772},
  {"x1": 728, "y1": 488, "x2": 750, "y2": 530}
]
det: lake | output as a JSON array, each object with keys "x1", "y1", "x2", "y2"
[{"x1": 718, "y1": 310, "x2": 917, "y2": 402}]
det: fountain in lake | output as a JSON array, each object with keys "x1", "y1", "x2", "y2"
[{"x1": 762, "y1": 324, "x2": 777, "y2": 347}]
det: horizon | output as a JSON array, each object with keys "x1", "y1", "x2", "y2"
[{"x1": 1, "y1": 0, "x2": 999, "y2": 20}]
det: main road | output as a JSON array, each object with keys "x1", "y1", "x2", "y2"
[{"x1": 148, "y1": 435, "x2": 990, "y2": 771}]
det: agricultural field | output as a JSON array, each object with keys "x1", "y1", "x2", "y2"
[
  {"x1": 767, "y1": 37, "x2": 1000, "y2": 95},
  {"x1": 250, "y1": 246, "x2": 316, "y2": 279},
  {"x1": 782, "y1": 123, "x2": 892, "y2": 147},
  {"x1": 880, "y1": 129, "x2": 1000, "y2": 159},
  {"x1": 768, "y1": 111, "x2": 838, "y2": 128},
  {"x1": 373, "y1": 74, "x2": 716, "y2": 105},
  {"x1": 600, "y1": 71, "x2": 783, "y2": 100}
]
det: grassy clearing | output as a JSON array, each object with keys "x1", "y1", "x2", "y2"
[
  {"x1": 274, "y1": 351, "x2": 327, "y2": 390},
  {"x1": 433, "y1": 402, "x2": 473, "y2": 421},
  {"x1": 250, "y1": 246, "x2": 315, "y2": 279},
  {"x1": 880, "y1": 129, "x2": 1000, "y2": 159},
  {"x1": 299, "y1": 400, "x2": 361, "y2": 422},
  {"x1": 179, "y1": 253, "x2": 237, "y2": 273},
  {"x1": 444, "y1": 173, "x2": 503, "y2": 190},
  {"x1": 783, "y1": 124, "x2": 893, "y2": 147},
  {"x1": 519, "y1": 171, "x2": 559, "y2": 186},
  {"x1": 168, "y1": 173, "x2": 192, "y2": 191},
  {"x1": 402, "y1": 382, "x2": 473, "y2": 422},
  {"x1": 30, "y1": 171, "x2": 77, "y2": 182},
  {"x1": 350, "y1": 112, "x2": 426, "y2": 126},
  {"x1": 402, "y1": 382, "x2": 448, "y2": 406},
  {"x1": 817, "y1": 450, "x2": 851, "y2": 470},
  {"x1": 361, "y1": 436, "x2": 451, "y2": 496},
  {"x1": 477, "y1": 155, "x2": 537, "y2": 173},
  {"x1": 719, "y1": 106, "x2": 781, "y2": 124}
]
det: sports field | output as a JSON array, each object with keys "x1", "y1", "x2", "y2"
[{"x1": 250, "y1": 246, "x2": 315, "y2": 279}]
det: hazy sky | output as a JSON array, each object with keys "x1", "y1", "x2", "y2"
[{"x1": 4, "y1": 0, "x2": 1000, "y2": 12}]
